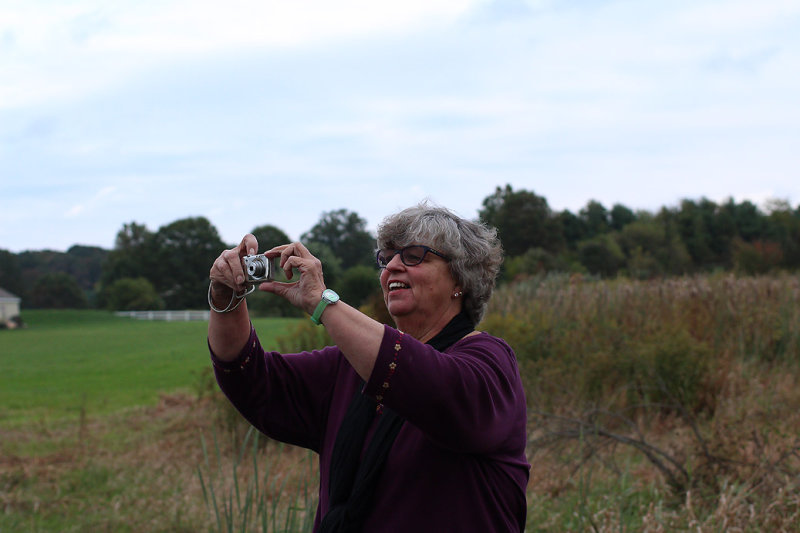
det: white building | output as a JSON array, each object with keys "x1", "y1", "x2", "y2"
[{"x1": 0, "y1": 287, "x2": 21, "y2": 324}]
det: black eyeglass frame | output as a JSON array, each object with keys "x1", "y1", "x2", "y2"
[{"x1": 376, "y1": 245, "x2": 450, "y2": 269}]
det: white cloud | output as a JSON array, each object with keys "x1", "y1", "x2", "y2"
[{"x1": 64, "y1": 186, "x2": 117, "y2": 218}]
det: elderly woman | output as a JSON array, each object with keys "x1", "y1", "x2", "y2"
[{"x1": 208, "y1": 204, "x2": 529, "y2": 532}]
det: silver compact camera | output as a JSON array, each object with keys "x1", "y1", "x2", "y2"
[{"x1": 243, "y1": 254, "x2": 274, "y2": 285}]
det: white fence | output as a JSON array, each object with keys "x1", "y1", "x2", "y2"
[{"x1": 115, "y1": 310, "x2": 210, "y2": 321}]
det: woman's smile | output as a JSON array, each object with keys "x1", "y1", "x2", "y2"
[{"x1": 387, "y1": 281, "x2": 410, "y2": 291}]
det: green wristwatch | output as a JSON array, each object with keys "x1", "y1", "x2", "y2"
[{"x1": 310, "y1": 289, "x2": 339, "y2": 325}]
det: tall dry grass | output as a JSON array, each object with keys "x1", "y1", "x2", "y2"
[
  {"x1": 0, "y1": 390, "x2": 317, "y2": 533},
  {"x1": 482, "y1": 273, "x2": 800, "y2": 530},
  {"x1": 485, "y1": 273, "x2": 800, "y2": 407}
]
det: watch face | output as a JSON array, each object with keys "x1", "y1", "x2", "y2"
[{"x1": 323, "y1": 289, "x2": 340, "y2": 303}]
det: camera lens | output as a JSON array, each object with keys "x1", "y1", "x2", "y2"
[{"x1": 248, "y1": 258, "x2": 267, "y2": 277}]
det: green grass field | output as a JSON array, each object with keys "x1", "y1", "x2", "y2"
[
  {"x1": 0, "y1": 310, "x2": 301, "y2": 425},
  {"x1": 1, "y1": 310, "x2": 315, "y2": 532}
]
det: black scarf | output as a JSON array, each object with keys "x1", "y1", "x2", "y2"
[{"x1": 319, "y1": 310, "x2": 475, "y2": 533}]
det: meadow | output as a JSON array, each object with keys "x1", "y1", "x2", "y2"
[
  {"x1": 2, "y1": 274, "x2": 800, "y2": 532},
  {"x1": 485, "y1": 273, "x2": 800, "y2": 531},
  {"x1": 0, "y1": 311, "x2": 299, "y2": 424},
  {"x1": 0, "y1": 311, "x2": 312, "y2": 532}
]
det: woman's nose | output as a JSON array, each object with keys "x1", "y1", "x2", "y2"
[{"x1": 386, "y1": 252, "x2": 405, "y2": 270}]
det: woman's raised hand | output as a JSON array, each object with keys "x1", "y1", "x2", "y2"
[
  {"x1": 260, "y1": 242, "x2": 327, "y2": 315},
  {"x1": 209, "y1": 234, "x2": 259, "y2": 294}
]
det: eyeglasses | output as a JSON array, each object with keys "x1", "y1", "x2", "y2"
[{"x1": 376, "y1": 245, "x2": 450, "y2": 268}]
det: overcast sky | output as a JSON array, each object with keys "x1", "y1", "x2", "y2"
[{"x1": 2, "y1": 0, "x2": 798, "y2": 253}]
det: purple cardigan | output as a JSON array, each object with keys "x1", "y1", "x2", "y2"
[{"x1": 211, "y1": 324, "x2": 530, "y2": 532}]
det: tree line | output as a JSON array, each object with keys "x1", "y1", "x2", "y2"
[
  {"x1": 2, "y1": 185, "x2": 799, "y2": 313},
  {"x1": 482, "y1": 185, "x2": 800, "y2": 280}
]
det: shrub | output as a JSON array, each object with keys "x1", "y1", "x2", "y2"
[
  {"x1": 358, "y1": 290, "x2": 395, "y2": 327},
  {"x1": 581, "y1": 328, "x2": 713, "y2": 414},
  {"x1": 246, "y1": 291, "x2": 303, "y2": 318},
  {"x1": 277, "y1": 320, "x2": 333, "y2": 354},
  {"x1": 102, "y1": 277, "x2": 164, "y2": 310},
  {"x1": 338, "y1": 265, "x2": 380, "y2": 309},
  {"x1": 578, "y1": 235, "x2": 625, "y2": 277}
]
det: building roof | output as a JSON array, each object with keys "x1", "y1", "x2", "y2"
[{"x1": 0, "y1": 287, "x2": 21, "y2": 300}]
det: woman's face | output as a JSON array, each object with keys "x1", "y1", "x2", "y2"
[{"x1": 379, "y1": 244, "x2": 461, "y2": 334}]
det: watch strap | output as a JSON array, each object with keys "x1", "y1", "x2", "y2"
[{"x1": 310, "y1": 290, "x2": 338, "y2": 325}]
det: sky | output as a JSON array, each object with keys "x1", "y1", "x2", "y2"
[{"x1": 2, "y1": 0, "x2": 799, "y2": 253}]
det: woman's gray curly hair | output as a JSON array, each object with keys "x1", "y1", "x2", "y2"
[{"x1": 376, "y1": 202, "x2": 503, "y2": 325}]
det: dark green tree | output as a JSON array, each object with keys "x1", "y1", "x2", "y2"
[
  {"x1": 617, "y1": 215, "x2": 692, "y2": 278},
  {"x1": 577, "y1": 235, "x2": 625, "y2": 277},
  {"x1": 250, "y1": 224, "x2": 291, "y2": 251},
  {"x1": 579, "y1": 200, "x2": 610, "y2": 238},
  {"x1": 479, "y1": 185, "x2": 563, "y2": 256},
  {"x1": 721, "y1": 198, "x2": 764, "y2": 242},
  {"x1": 28, "y1": 273, "x2": 88, "y2": 309},
  {"x1": 101, "y1": 222, "x2": 161, "y2": 288},
  {"x1": 301, "y1": 209, "x2": 375, "y2": 267},
  {"x1": 153, "y1": 217, "x2": 226, "y2": 309},
  {"x1": 17, "y1": 248, "x2": 106, "y2": 307},
  {"x1": 675, "y1": 199, "x2": 717, "y2": 268},
  {"x1": 764, "y1": 199, "x2": 800, "y2": 268},
  {"x1": 65, "y1": 245, "x2": 107, "y2": 291},
  {"x1": 610, "y1": 203, "x2": 636, "y2": 231},
  {"x1": 557, "y1": 210, "x2": 587, "y2": 250},
  {"x1": 304, "y1": 242, "x2": 344, "y2": 290},
  {"x1": 17, "y1": 251, "x2": 60, "y2": 286},
  {"x1": 674, "y1": 197, "x2": 767, "y2": 269},
  {"x1": 0, "y1": 249, "x2": 24, "y2": 298}
]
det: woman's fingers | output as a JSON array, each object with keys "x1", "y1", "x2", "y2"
[
  {"x1": 210, "y1": 250, "x2": 241, "y2": 290},
  {"x1": 264, "y1": 242, "x2": 318, "y2": 279},
  {"x1": 210, "y1": 234, "x2": 260, "y2": 291},
  {"x1": 281, "y1": 254, "x2": 319, "y2": 276},
  {"x1": 224, "y1": 249, "x2": 246, "y2": 288},
  {"x1": 258, "y1": 242, "x2": 326, "y2": 314},
  {"x1": 282, "y1": 247, "x2": 323, "y2": 281},
  {"x1": 240, "y1": 234, "x2": 258, "y2": 257}
]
